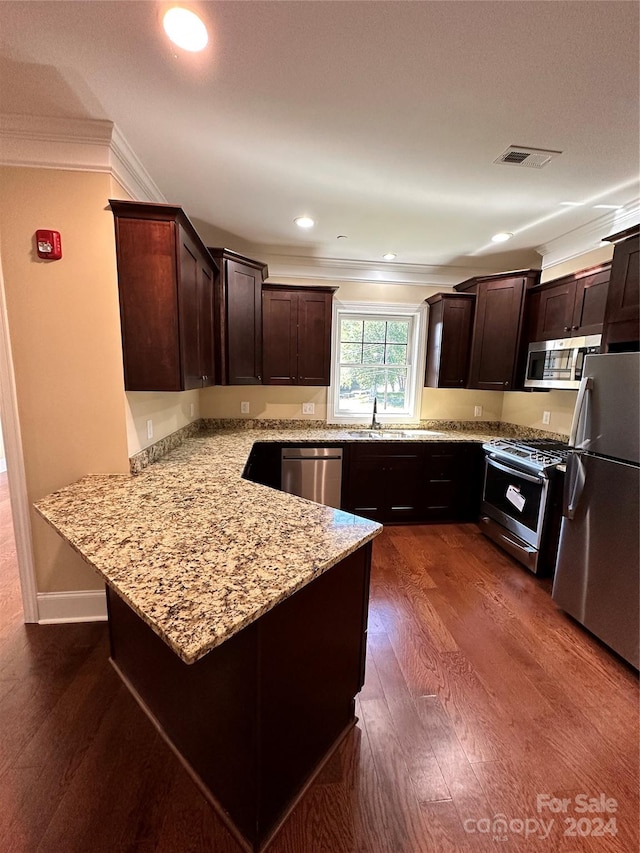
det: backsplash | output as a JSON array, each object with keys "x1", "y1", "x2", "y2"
[{"x1": 129, "y1": 418, "x2": 567, "y2": 473}]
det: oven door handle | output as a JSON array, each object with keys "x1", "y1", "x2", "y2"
[{"x1": 486, "y1": 455, "x2": 545, "y2": 485}]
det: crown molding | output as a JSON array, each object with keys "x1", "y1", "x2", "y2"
[
  {"x1": 538, "y1": 202, "x2": 640, "y2": 270},
  {"x1": 262, "y1": 252, "x2": 505, "y2": 287},
  {"x1": 0, "y1": 113, "x2": 165, "y2": 202}
]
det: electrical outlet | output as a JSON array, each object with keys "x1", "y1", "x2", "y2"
[
  {"x1": 146, "y1": 419, "x2": 153, "y2": 440},
  {"x1": 241, "y1": 401, "x2": 250, "y2": 414},
  {"x1": 302, "y1": 402, "x2": 315, "y2": 415},
  {"x1": 542, "y1": 410, "x2": 551, "y2": 425},
  {"x1": 474, "y1": 405, "x2": 483, "y2": 417},
  {"x1": 189, "y1": 402, "x2": 195, "y2": 418}
]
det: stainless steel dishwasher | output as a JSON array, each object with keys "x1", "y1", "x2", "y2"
[{"x1": 280, "y1": 447, "x2": 343, "y2": 509}]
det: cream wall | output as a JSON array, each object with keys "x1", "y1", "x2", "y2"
[
  {"x1": 541, "y1": 244, "x2": 613, "y2": 283},
  {"x1": 500, "y1": 390, "x2": 576, "y2": 436},
  {"x1": 126, "y1": 390, "x2": 201, "y2": 452},
  {"x1": 0, "y1": 167, "x2": 130, "y2": 592}
]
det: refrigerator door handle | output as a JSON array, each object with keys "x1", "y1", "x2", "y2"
[
  {"x1": 569, "y1": 376, "x2": 593, "y2": 448},
  {"x1": 563, "y1": 453, "x2": 585, "y2": 520}
]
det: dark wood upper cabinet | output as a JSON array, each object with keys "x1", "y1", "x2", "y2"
[
  {"x1": 207, "y1": 249, "x2": 268, "y2": 385},
  {"x1": 526, "y1": 263, "x2": 611, "y2": 342},
  {"x1": 262, "y1": 285, "x2": 337, "y2": 386},
  {"x1": 424, "y1": 292, "x2": 475, "y2": 388},
  {"x1": 455, "y1": 270, "x2": 540, "y2": 391},
  {"x1": 601, "y1": 226, "x2": 639, "y2": 352},
  {"x1": 110, "y1": 200, "x2": 217, "y2": 392}
]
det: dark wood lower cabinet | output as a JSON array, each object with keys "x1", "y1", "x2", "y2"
[
  {"x1": 423, "y1": 443, "x2": 483, "y2": 522},
  {"x1": 343, "y1": 442, "x2": 483, "y2": 524},
  {"x1": 107, "y1": 543, "x2": 371, "y2": 853}
]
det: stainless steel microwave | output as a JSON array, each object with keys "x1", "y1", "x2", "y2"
[{"x1": 524, "y1": 335, "x2": 601, "y2": 390}]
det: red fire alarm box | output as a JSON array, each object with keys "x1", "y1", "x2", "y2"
[{"x1": 36, "y1": 230, "x2": 62, "y2": 260}]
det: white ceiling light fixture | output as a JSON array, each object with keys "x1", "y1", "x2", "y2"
[
  {"x1": 294, "y1": 216, "x2": 315, "y2": 229},
  {"x1": 491, "y1": 232, "x2": 513, "y2": 243},
  {"x1": 382, "y1": 253, "x2": 397, "y2": 261},
  {"x1": 163, "y1": 7, "x2": 208, "y2": 52}
]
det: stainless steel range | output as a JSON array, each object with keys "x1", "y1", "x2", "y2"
[{"x1": 480, "y1": 438, "x2": 568, "y2": 575}]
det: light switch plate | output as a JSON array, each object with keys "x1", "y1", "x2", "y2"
[
  {"x1": 189, "y1": 403, "x2": 195, "y2": 418},
  {"x1": 302, "y1": 403, "x2": 315, "y2": 415},
  {"x1": 241, "y1": 402, "x2": 250, "y2": 414},
  {"x1": 146, "y1": 419, "x2": 153, "y2": 440},
  {"x1": 542, "y1": 410, "x2": 551, "y2": 425},
  {"x1": 474, "y1": 405, "x2": 483, "y2": 417}
]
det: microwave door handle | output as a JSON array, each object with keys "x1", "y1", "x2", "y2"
[
  {"x1": 569, "y1": 376, "x2": 592, "y2": 448},
  {"x1": 563, "y1": 453, "x2": 585, "y2": 520},
  {"x1": 487, "y1": 456, "x2": 544, "y2": 485}
]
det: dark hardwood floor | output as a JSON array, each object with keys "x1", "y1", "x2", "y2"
[{"x1": 0, "y1": 482, "x2": 638, "y2": 851}]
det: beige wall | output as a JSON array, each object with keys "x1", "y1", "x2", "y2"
[
  {"x1": 126, "y1": 389, "x2": 201, "y2": 453},
  {"x1": 0, "y1": 166, "x2": 130, "y2": 592},
  {"x1": 501, "y1": 390, "x2": 576, "y2": 436},
  {"x1": 541, "y1": 244, "x2": 613, "y2": 283}
]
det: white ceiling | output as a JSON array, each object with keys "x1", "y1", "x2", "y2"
[{"x1": 1, "y1": 1, "x2": 639, "y2": 276}]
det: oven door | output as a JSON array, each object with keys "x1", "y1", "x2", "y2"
[{"x1": 482, "y1": 455, "x2": 549, "y2": 549}]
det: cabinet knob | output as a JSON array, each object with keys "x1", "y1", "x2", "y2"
[
  {"x1": 564, "y1": 326, "x2": 570, "y2": 332},
  {"x1": 572, "y1": 325, "x2": 579, "y2": 330},
  {"x1": 505, "y1": 381, "x2": 510, "y2": 388}
]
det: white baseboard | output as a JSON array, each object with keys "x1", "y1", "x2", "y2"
[{"x1": 37, "y1": 589, "x2": 108, "y2": 623}]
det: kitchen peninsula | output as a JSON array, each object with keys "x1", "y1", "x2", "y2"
[
  {"x1": 35, "y1": 427, "x2": 386, "y2": 851},
  {"x1": 34, "y1": 423, "x2": 550, "y2": 850}
]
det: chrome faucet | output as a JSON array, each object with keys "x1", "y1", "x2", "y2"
[{"x1": 371, "y1": 397, "x2": 381, "y2": 429}]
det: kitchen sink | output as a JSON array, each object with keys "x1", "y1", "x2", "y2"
[{"x1": 345, "y1": 429, "x2": 446, "y2": 439}]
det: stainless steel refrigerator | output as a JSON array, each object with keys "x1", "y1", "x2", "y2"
[{"x1": 552, "y1": 352, "x2": 640, "y2": 669}]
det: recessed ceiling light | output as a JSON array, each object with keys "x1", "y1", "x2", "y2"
[
  {"x1": 382, "y1": 253, "x2": 397, "y2": 261},
  {"x1": 491, "y1": 232, "x2": 513, "y2": 243},
  {"x1": 593, "y1": 204, "x2": 623, "y2": 210},
  {"x1": 559, "y1": 201, "x2": 585, "y2": 207},
  {"x1": 163, "y1": 8, "x2": 208, "y2": 52},
  {"x1": 294, "y1": 216, "x2": 315, "y2": 229}
]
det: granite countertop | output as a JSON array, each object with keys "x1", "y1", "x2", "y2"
[{"x1": 34, "y1": 424, "x2": 539, "y2": 665}]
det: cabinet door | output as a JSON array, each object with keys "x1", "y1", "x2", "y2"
[
  {"x1": 226, "y1": 260, "x2": 263, "y2": 384},
  {"x1": 468, "y1": 277, "x2": 525, "y2": 390},
  {"x1": 531, "y1": 281, "x2": 573, "y2": 341},
  {"x1": 602, "y1": 235, "x2": 639, "y2": 350},
  {"x1": 425, "y1": 296, "x2": 474, "y2": 387},
  {"x1": 343, "y1": 448, "x2": 386, "y2": 522},
  {"x1": 178, "y1": 229, "x2": 204, "y2": 391},
  {"x1": 571, "y1": 269, "x2": 609, "y2": 336},
  {"x1": 262, "y1": 290, "x2": 297, "y2": 384},
  {"x1": 384, "y1": 448, "x2": 424, "y2": 522},
  {"x1": 115, "y1": 217, "x2": 182, "y2": 392},
  {"x1": 199, "y1": 260, "x2": 215, "y2": 387},
  {"x1": 297, "y1": 290, "x2": 333, "y2": 385},
  {"x1": 344, "y1": 443, "x2": 423, "y2": 523}
]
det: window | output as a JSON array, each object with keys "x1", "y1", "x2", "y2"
[{"x1": 329, "y1": 302, "x2": 426, "y2": 423}]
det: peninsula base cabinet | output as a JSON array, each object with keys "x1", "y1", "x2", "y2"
[
  {"x1": 107, "y1": 542, "x2": 372, "y2": 853},
  {"x1": 343, "y1": 442, "x2": 483, "y2": 524}
]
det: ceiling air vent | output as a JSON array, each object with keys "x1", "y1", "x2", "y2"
[{"x1": 494, "y1": 146, "x2": 562, "y2": 169}]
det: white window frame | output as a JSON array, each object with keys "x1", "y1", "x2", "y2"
[{"x1": 327, "y1": 300, "x2": 427, "y2": 425}]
